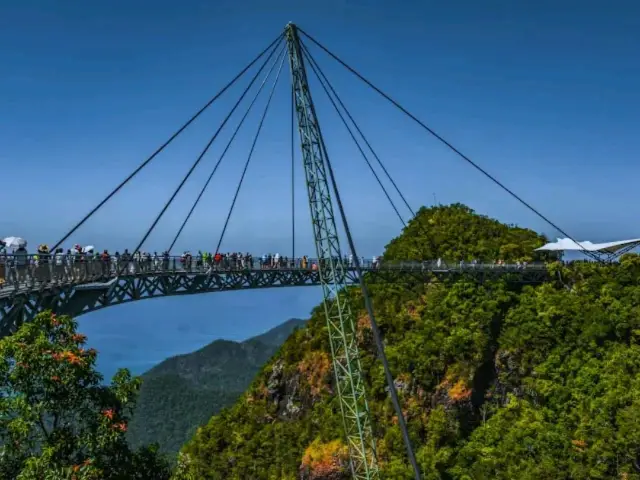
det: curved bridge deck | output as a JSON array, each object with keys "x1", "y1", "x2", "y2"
[{"x1": 0, "y1": 256, "x2": 548, "y2": 336}]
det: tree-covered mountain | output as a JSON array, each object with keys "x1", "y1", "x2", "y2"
[
  {"x1": 127, "y1": 318, "x2": 306, "y2": 454},
  {"x1": 175, "y1": 203, "x2": 640, "y2": 479}
]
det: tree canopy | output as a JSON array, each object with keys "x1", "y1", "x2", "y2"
[
  {"x1": 383, "y1": 203, "x2": 550, "y2": 262},
  {"x1": 0, "y1": 310, "x2": 172, "y2": 480}
]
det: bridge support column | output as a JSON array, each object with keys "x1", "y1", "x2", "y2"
[{"x1": 286, "y1": 23, "x2": 379, "y2": 480}]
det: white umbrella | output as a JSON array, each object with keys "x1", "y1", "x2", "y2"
[
  {"x1": 83, "y1": 245, "x2": 95, "y2": 253},
  {"x1": 3, "y1": 237, "x2": 27, "y2": 249}
]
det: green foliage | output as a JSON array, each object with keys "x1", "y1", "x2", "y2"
[
  {"x1": 383, "y1": 203, "x2": 550, "y2": 262},
  {"x1": 0, "y1": 311, "x2": 172, "y2": 479},
  {"x1": 127, "y1": 319, "x2": 305, "y2": 455},
  {"x1": 173, "y1": 204, "x2": 640, "y2": 479},
  {"x1": 128, "y1": 373, "x2": 239, "y2": 455}
]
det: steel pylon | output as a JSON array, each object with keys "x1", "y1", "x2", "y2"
[{"x1": 285, "y1": 23, "x2": 380, "y2": 479}]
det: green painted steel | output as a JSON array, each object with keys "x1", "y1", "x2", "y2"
[{"x1": 285, "y1": 23, "x2": 380, "y2": 479}]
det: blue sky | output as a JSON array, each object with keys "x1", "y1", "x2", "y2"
[{"x1": 2, "y1": 1, "x2": 639, "y2": 380}]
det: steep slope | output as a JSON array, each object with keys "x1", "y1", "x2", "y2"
[
  {"x1": 127, "y1": 319, "x2": 305, "y2": 454},
  {"x1": 179, "y1": 204, "x2": 640, "y2": 479},
  {"x1": 251, "y1": 318, "x2": 309, "y2": 347}
]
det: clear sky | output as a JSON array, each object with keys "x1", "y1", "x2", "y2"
[{"x1": 2, "y1": 0, "x2": 639, "y2": 380}]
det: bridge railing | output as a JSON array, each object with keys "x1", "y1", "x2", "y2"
[{"x1": 0, "y1": 254, "x2": 547, "y2": 293}]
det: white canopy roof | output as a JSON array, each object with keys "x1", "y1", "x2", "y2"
[{"x1": 535, "y1": 237, "x2": 640, "y2": 254}]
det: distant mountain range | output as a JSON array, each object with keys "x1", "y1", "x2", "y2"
[{"x1": 126, "y1": 318, "x2": 307, "y2": 454}]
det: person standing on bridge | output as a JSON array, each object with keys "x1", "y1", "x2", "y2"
[
  {"x1": 0, "y1": 240, "x2": 7, "y2": 286},
  {"x1": 14, "y1": 243, "x2": 28, "y2": 283},
  {"x1": 53, "y1": 248, "x2": 65, "y2": 281},
  {"x1": 36, "y1": 244, "x2": 50, "y2": 282},
  {"x1": 101, "y1": 250, "x2": 110, "y2": 277}
]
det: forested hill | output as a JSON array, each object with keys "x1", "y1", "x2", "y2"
[
  {"x1": 127, "y1": 318, "x2": 306, "y2": 454},
  {"x1": 176, "y1": 203, "x2": 640, "y2": 480}
]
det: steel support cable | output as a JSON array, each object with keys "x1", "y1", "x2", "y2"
[
  {"x1": 214, "y1": 50, "x2": 287, "y2": 255},
  {"x1": 127, "y1": 39, "x2": 285, "y2": 262},
  {"x1": 301, "y1": 40, "x2": 415, "y2": 219},
  {"x1": 302, "y1": 42, "x2": 437, "y2": 260},
  {"x1": 298, "y1": 28, "x2": 601, "y2": 263},
  {"x1": 168, "y1": 44, "x2": 287, "y2": 252},
  {"x1": 50, "y1": 33, "x2": 283, "y2": 253},
  {"x1": 300, "y1": 45, "x2": 407, "y2": 227},
  {"x1": 307, "y1": 75, "x2": 423, "y2": 480},
  {"x1": 291, "y1": 80, "x2": 296, "y2": 260},
  {"x1": 306, "y1": 42, "x2": 459, "y2": 261}
]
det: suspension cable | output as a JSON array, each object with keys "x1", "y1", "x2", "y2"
[
  {"x1": 50, "y1": 33, "x2": 283, "y2": 252},
  {"x1": 303, "y1": 42, "x2": 434, "y2": 259},
  {"x1": 301, "y1": 55, "x2": 423, "y2": 480},
  {"x1": 215, "y1": 49, "x2": 287, "y2": 254},
  {"x1": 301, "y1": 40, "x2": 415, "y2": 219},
  {"x1": 127, "y1": 39, "x2": 284, "y2": 259},
  {"x1": 168, "y1": 44, "x2": 287, "y2": 252},
  {"x1": 298, "y1": 27, "x2": 601, "y2": 263},
  {"x1": 291, "y1": 79, "x2": 296, "y2": 260},
  {"x1": 301, "y1": 44, "x2": 408, "y2": 227}
]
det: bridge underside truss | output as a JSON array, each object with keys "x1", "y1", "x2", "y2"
[{"x1": 0, "y1": 267, "x2": 548, "y2": 337}]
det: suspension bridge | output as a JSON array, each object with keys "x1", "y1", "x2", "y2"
[
  {"x1": 0, "y1": 255, "x2": 548, "y2": 332},
  {"x1": 0, "y1": 23, "x2": 611, "y2": 479}
]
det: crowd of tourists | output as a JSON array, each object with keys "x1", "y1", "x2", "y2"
[
  {"x1": 0, "y1": 241, "x2": 380, "y2": 271},
  {"x1": 0, "y1": 236, "x2": 550, "y2": 289},
  {"x1": 0, "y1": 237, "x2": 391, "y2": 286}
]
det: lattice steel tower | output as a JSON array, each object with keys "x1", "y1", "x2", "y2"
[{"x1": 285, "y1": 23, "x2": 380, "y2": 479}]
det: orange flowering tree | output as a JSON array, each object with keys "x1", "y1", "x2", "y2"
[{"x1": 0, "y1": 310, "x2": 172, "y2": 479}]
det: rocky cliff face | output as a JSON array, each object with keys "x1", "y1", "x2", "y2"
[{"x1": 176, "y1": 205, "x2": 640, "y2": 479}]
